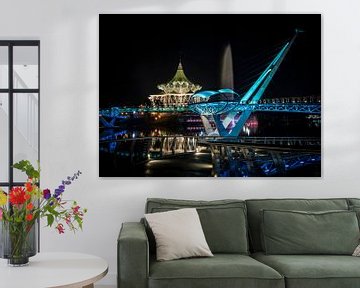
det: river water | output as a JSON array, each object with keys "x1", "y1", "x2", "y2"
[{"x1": 99, "y1": 112, "x2": 321, "y2": 177}]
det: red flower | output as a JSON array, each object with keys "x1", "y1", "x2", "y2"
[
  {"x1": 26, "y1": 214, "x2": 33, "y2": 221},
  {"x1": 9, "y1": 187, "x2": 26, "y2": 205},
  {"x1": 26, "y1": 203, "x2": 34, "y2": 210},
  {"x1": 25, "y1": 182, "x2": 33, "y2": 192},
  {"x1": 24, "y1": 193, "x2": 31, "y2": 200}
]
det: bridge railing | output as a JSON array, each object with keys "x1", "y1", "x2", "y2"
[
  {"x1": 99, "y1": 95, "x2": 321, "y2": 118},
  {"x1": 258, "y1": 96, "x2": 321, "y2": 104}
]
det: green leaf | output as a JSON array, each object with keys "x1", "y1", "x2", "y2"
[
  {"x1": 47, "y1": 214, "x2": 54, "y2": 227},
  {"x1": 75, "y1": 215, "x2": 83, "y2": 230},
  {"x1": 12, "y1": 160, "x2": 40, "y2": 180},
  {"x1": 47, "y1": 206, "x2": 60, "y2": 217}
]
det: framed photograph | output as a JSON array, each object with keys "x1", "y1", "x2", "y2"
[{"x1": 99, "y1": 14, "x2": 321, "y2": 177}]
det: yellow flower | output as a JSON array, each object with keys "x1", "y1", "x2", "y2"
[{"x1": 0, "y1": 189, "x2": 7, "y2": 206}]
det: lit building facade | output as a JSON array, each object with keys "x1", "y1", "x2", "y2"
[{"x1": 149, "y1": 61, "x2": 202, "y2": 108}]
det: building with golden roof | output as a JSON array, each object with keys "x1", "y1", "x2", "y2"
[{"x1": 148, "y1": 61, "x2": 202, "y2": 108}]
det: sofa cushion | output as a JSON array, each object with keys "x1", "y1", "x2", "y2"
[
  {"x1": 246, "y1": 198, "x2": 349, "y2": 252},
  {"x1": 348, "y1": 205, "x2": 360, "y2": 228},
  {"x1": 149, "y1": 254, "x2": 284, "y2": 288},
  {"x1": 145, "y1": 208, "x2": 213, "y2": 261},
  {"x1": 252, "y1": 252, "x2": 360, "y2": 288},
  {"x1": 261, "y1": 209, "x2": 359, "y2": 255},
  {"x1": 346, "y1": 199, "x2": 360, "y2": 229},
  {"x1": 146, "y1": 198, "x2": 249, "y2": 254},
  {"x1": 347, "y1": 198, "x2": 360, "y2": 207}
]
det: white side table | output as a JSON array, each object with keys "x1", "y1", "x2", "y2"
[{"x1": 0, "y1": 252, "x2": 108, "y2": 288}]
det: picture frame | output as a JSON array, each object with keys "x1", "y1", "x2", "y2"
[{"x1": 99, "y1": 14, "x2": 321, "y2": 177}]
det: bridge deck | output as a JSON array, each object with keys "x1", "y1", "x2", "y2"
[{"x1": 99, "y1": 102, "x2": 321, "y2": 118}]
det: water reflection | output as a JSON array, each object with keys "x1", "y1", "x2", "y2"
[
  {"x1": 100, "y1": 114, "x2": 261, "y2": 141},
  {"x1": 99, "y1": 112, "x2": 321, "y2": 177}
]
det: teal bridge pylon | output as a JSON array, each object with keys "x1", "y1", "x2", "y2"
[{"x1": 187, "y1": 30, "x2": 319, "y2": 137}]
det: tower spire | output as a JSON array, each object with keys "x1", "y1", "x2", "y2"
[
  {"x1": 178, "y1": 60, "x2": 183, "y2": 70},
  {"x1": 178, "y1": 55, "x2": 183, "y2": 70}
]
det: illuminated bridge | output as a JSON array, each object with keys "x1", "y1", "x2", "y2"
[
  {"x1": 99, "y1": 99, "x2": 320, "y2": 118},
  {"x1": 99, "y1": 30, "x2": 321, "y2": 137}
]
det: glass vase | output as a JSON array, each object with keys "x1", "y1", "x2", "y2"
[{"x1": 0, "y1": 220, "x2": 37, "y2": 266}]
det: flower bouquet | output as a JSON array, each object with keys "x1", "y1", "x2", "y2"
[{"x1": 0, "y1": 160, "x2": 87, "y2": 266}]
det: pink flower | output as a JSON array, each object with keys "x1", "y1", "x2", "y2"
[
  {"x1": 56, "y1": 223, "x2": 65, "y2": 234},
  {"x1": 65, "y1": 214, "x2": 71, "y2": 225},
  {"x1": 72, "y1": 205, "x2": 80, "y2": 215},
  {"x1": 0, "y1": 208, "x2": 3, "y2": 220}
]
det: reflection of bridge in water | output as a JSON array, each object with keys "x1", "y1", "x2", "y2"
[
  {"x1": 99, "y1": 136, "x2": 320, "y2": 176},
  {"x1": 206, "y1": 138, "x2": 320, "y2": 177}
]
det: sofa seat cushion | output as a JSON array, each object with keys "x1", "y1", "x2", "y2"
[
  {"x1": 149, "y1": 254, "x2": 284, "y2": 288},
  {"x1": 252, "y1": 252, "x2": 360, "y2": 288}
]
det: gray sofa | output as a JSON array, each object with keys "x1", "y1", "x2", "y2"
[{"x1": 118, "y1": 198, "x2": 360, "y2": 288}]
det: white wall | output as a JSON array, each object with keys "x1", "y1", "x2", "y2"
[{"x1": 1, "y1": 0, "x2": 360, "y2": 285}]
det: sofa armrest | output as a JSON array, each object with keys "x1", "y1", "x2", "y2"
[{"x1": 118, "y1": 222, "x2": 149, "y2": 288}]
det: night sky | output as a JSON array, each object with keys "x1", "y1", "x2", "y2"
[{"x1": 99, "y1": 14, "x2": 321, "y2": 108}]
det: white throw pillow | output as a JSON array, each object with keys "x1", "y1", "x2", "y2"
[
  {"x1": 145, "y1": 208, "x2": 213, "y2": 261},
  {"x1": 353, "y1": 244, "x2": 360, "y2": 256}
]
